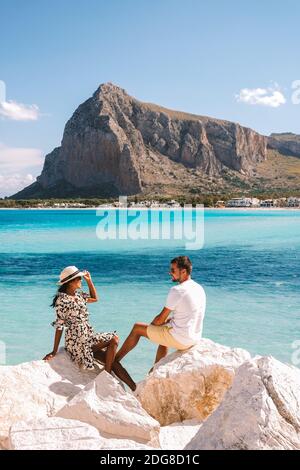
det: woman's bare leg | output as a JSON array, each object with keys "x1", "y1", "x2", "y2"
[
  {"x1": 112, "y1": 360, "x2": 136, "y2": 392},
  {"x1": 93, "y1": 349, "x2": 136, "y2": 391},
  {"x1": 105, "y1": 336, "x2": 119, "y2": 373},
  {"x1": 92, "y1": 336, "x2": 119, "y2": 374}
]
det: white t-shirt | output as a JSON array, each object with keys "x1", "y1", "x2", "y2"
[{"x1": 165, "y1": 278, "x2": 206, "y2": 346}]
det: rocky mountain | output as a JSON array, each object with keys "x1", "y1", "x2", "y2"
[
  {"x1": 268, "y1": 132, "x2": 300, "y2": 157},
  {"x1": 11, "y1": 83, "x2": 269, "y2": 199}
]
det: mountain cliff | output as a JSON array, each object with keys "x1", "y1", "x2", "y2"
[
  {"x1": 268, "y1": 133, "x2": 300, "y2": 157},
  {"x1": 11, "y1": 83, "x2": 268, "y2": 199}
]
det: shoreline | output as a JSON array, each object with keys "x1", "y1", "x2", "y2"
[{"x1": 0, "y1": 206, "x2": 299, "y2": 211}]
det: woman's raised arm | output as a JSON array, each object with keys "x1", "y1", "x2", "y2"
[{"x1": 83, "y1": 271, "x2": 99, "y2": 303}]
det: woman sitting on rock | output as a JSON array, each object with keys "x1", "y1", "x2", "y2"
[{"x1": 43, "y1": 266, "x2": 136, "y2": 391}]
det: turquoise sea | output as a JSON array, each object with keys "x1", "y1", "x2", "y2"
[{"x1": 0, "y1": 208, "x2": 299, "y2": 381}]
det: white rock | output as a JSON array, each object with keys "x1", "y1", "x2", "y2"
[
  {"x1": 0, "y1": 348, "x2": 99, "y2": 448},
  {"x1": 9, "y1": 417, "x2": 155, "y2": 450},
  {"x1": 57, "y1": 370, "x2": 160, "y2": 446},
  {"x1": 99, "y1": 439, "x2": 155, "y2": 450},
  {"x1": 9, "y1": 417, "x2": 101, "y2": 450},
  {"x1": 135, "y1": 338, "x2": 251, "y2": 425},
  {"x1": 159, "y1": 419, "x2": 202, "y2": 450},
  {"x1": 185, "y1": 356, "x2": 300, "y2": 450}
]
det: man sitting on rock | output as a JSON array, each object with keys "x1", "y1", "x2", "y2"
[{"x1": 115, "y1": 256, "x2": 206, "y2": 368}]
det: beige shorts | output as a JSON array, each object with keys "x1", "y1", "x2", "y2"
[{"x1": 146, "y1": 324, "x2": 193, "y2": 351}]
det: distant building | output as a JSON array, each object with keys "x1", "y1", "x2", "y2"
[
  {"x1": 249, "y1": 198, "x2": 260, "y2": 207},
  {"x1": 215, "y1": 200, "x2": 225, "y2": 208},
  {"x1": 287, "y1": 197, "x2": 300, "y2": 207},
  {"x1": 226, "y1": 197, "x2": 260, "y2": 208},
  {"x1": 276, "y1": 198, "x2": 287, "y2": 207},
  {"x1": 260, "y1": 199, "x2": 278, "y2": 208},
  {"x1": 168, "y1": 199, "x2": 180, "y2": 207}
]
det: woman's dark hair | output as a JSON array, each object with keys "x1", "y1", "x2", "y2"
[
  {"x1": 50, "y1": 276, "x2": 81, "y2": 308},
  {"x1": 171, "y1": 256, "x2": 192, "y2": 275},
  {"x1": 51, "y1": 283, "x2": 69, "y2": 308}
]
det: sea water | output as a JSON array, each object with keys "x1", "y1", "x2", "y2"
[{"x1": 0, "y1": 208, "x2": 299, "y2": 380}]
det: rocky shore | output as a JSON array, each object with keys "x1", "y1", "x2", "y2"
[{"x1": 0, "y1": 338, "x2": 299, "y2": 450}]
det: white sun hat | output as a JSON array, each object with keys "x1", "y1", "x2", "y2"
[{"x1": 57, "y1": 266, "x2": 85, "y2": 286}]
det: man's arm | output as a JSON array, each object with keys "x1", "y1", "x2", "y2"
[{"x1": 151, "y1": 307, "x2": 172, "y2": 326}]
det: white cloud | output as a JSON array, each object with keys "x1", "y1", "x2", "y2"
[
  {"x1": 0, "y1": 143, "x2": 43, "y2": 171},
  {"x1": 0, "y1": 100, "x2": 40, "y2": 121},
  {"x1": 0, "y1": 143, "x2": 43, "y2": 197},
  {"x1": 236, "y1": 85, "x2": 286, "y2": 108},
  {"x1": 0, "y1": 173, "x2": 36, "y2": 198}
]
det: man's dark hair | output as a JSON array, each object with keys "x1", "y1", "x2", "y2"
[{"x1": 171, "y1": 256, "x2": 192, "y2": 275}]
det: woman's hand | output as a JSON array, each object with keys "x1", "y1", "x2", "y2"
[
  {"x1": 82, "y1": 270, "x2": 98, "y2": 301},
  {"x1": 43, "y1": 351, "x2": 56, "y2": 361},
  {"x1": 83, "y1": 270, "x2": 92, "y2": 283}
]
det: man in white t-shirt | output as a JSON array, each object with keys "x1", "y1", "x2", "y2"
[{"x1": 116, "y1": 256, "x2": 206, "y2": 366}]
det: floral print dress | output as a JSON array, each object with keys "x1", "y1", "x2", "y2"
[{"x1": 51, "y1": 290, "x2": 116, "y2": 370}]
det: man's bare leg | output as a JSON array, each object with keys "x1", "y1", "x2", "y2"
[
  {"x1": 155, "y1": 344, "x2": 168, "y2": 364},
  {"x1": 115, "y1": 322, "x2": 148, "y2": 362},
  {"x1": 148, "y1": 344, "x2": 168, "y2": 374}
]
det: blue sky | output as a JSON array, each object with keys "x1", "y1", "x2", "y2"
[{"x1": 0, "y1": 0, "x2": 300, "y2": 196}]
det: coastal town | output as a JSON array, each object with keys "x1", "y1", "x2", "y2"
[
  {"x1": 216, "y1": 196, "x2": 300, "y2": 208},
  {"x1": 103, "y1": 196, "x2": 300, "y2": 209},
  {"x1": 1, "y1": 195, "x2": 298, "y2": 209}
]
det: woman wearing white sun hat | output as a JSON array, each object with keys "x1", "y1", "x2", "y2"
[{"x1": 43, "y1": 266, "x2": 136, "y2": 391}]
